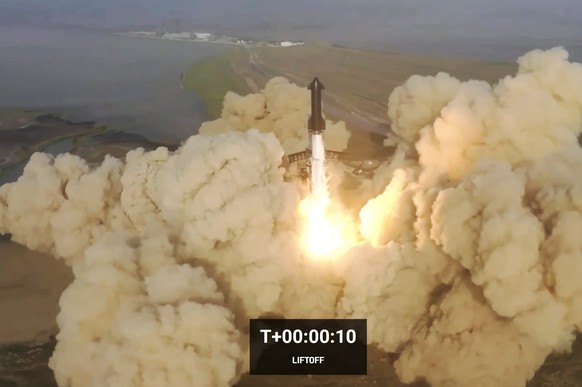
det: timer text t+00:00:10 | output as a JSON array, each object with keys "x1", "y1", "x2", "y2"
[{"x1": 259, "y1": 329, "x2": 358, "y2": 344}]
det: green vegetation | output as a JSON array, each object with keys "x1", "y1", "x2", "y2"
[{"x1": 182, "y1": 49, "x2": 250, "y2": 119}]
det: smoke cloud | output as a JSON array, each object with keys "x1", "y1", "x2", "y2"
[
  {"x1": 199, "y1": 76, "x2": 351, "y2": 155},
  {"x1": 2, "y1": 48, "x2": 582, "y2": 387},
  {"x1": 0, "y1": 128, "x2": 303, "y2": 386},
  {"x1": 338, "y1": 46, "x2": 582, "y2": 386}
]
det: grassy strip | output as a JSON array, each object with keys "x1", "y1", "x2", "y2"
[{"x1": 182, "y1": 49, "x2": 250, "y2": 119}]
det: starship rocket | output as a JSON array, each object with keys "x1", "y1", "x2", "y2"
[
  {"x1": 308, "y1": 77, "x2": 327, "y2": 197},
  {"x1": 285, "y1": 78, "x2": 348, "y2": 194}
]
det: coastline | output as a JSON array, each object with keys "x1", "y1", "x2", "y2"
[{"x1": 0, "y1": 110, "x2": 176, "y2": 185}]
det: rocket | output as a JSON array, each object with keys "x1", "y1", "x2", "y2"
[
  {"x1": 307, "y1": 77, "x2": 327, "y2": 197},
  {"x1": 285, "y1": 77, "x2": 348, "y2": 192}
]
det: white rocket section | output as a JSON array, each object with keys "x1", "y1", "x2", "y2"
[{"x1": 310, "y1": 133, "x2": 327, "y2": 197}]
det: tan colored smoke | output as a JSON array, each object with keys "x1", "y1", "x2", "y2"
[
  {"x1": 0, "y1": 129, "x2": 305, "y2": 386},
  {"x1": 0, "y1": 76, "x2": 352, "y2": 386},
  {"x1": 337, "y1": 47, "x2": 582, "y2": 387},
  {"x1": 199, "y1": 76, "x2": 351, "y2": 155},
  {"x1": 51, "y1": 232, "x2": 244, "y2": 387},
  {"x1": 2, "y1": 49, "x2": 582, "y2": 387}
]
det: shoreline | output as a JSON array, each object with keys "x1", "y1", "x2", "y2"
[{"x1": 0, "y1": 110, "x2": 178, "y2": 185}]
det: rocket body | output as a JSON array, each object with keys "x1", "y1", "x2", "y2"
[
  {"x1": 307, "y1": 77, "x2": 327, "y2": 197},
  {"x1": 310, "y1": 133, "x2": 326, "y2": 197}
]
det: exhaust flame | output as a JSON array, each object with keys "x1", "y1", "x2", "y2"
[{"x1": 299, "y1": 189, "x2": 358, "y2": 260}]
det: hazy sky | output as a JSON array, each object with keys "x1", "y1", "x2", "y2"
[
  {"x1": 3, "y1": 0, "x2": 581, "y2": 30},
  {"x1": 1, "y1": 0, "x2": 581, "y2": 60}
]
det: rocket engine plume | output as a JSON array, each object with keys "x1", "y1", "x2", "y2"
[
  {"x1": 298, "y1": 77, "x2": 359, "y2": 260},
  {"x1": 299, "y1": 192, "x2": 358, "y2": 261}
]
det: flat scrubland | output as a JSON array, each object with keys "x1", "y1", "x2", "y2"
[
  {"x1": 184, "y1": 43, "x2": 516, "y2": 157},
  {"x1": 182, "y1": 49, "x2": 249, "y2": 118},
  {"x1": 186, "y1": 43, "x2": 516, "y2": 122},
  {"x1": 239, "y1": 44, "x2": 515, "y2": 122}
]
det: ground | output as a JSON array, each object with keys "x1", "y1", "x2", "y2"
[
  {"x1": 181, "y1": 49, "x2": 250, "y2": 119},
  {"x1": 183, "y1": 43, "x2": 515, "y2": 132},
  {"x1": 183, "y1": 43, "x2": 515, "y2": 159},
  {"x1": 1, "y1": 46, "x2": 581, "y2": 387}
]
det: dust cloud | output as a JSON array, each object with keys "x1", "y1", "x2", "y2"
[{"x1": 1, "y1": 47, "x2": 582, "y2": 387}]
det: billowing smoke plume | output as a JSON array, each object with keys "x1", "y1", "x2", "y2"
[
  {"x1": 51, "y1": 233, "x2": 244, "y2": 387},
  {"x1": 337, "y1": 47, "x2": 582, "y2": 386},
  {"x1": 0, "y1": 129, "x2": 303, "y2": 386},
  {"x1": 199, "y1": 76, "x2": 351, "y2": 155},
  {"x1": 2, "y1": 48, "x2": 582, "y2": 387}
]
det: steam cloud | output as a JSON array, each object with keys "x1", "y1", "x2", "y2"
[{"x1": 1, "y1": 47, "x2": 582, "y2": 387}]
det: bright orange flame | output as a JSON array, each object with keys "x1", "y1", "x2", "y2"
[
  {"x1": 299, "y1": 191, "x2": 358, "y2": 260},
  {"x1": 359, "y1": 170, "x2": 406, "y2": 246}
]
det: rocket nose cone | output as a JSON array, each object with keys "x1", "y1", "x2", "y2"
[{"x1": 308, "y1": 77, "x2": 324, "y2": 90}]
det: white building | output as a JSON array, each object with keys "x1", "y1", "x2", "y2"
[
  {"x1": 280, "y1": 41, "x2": 304, "y2": 47},
  {"x1": 194, "y1": 32, "x2": 211, "y2": 40}
]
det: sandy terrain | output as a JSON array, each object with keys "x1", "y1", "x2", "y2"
[{"x1": 0, "y1": 239, "x2": 71, "y2": 345}]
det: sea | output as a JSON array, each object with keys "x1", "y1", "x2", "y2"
[
  {"x1": 0, "y1": 8, "x2": 580, "y2": 146},
  {"x1": 0, "y1": 25, "x2": 229, "y2": 143}
]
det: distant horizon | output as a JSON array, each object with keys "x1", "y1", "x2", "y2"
[
  {"x1": 2, "y1": 22, "x2": 581, "y2": 65},
  {"x1": 1, "y1": 0, "x2": 581, "y2": 62}
]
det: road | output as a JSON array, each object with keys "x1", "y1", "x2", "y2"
[{"x1": 244, "y1": 53, "x2": 392, "y2": 138}]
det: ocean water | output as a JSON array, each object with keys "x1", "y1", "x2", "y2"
[{"x1": 0, "y1": 25, "x2": 230, "y2": 143}]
